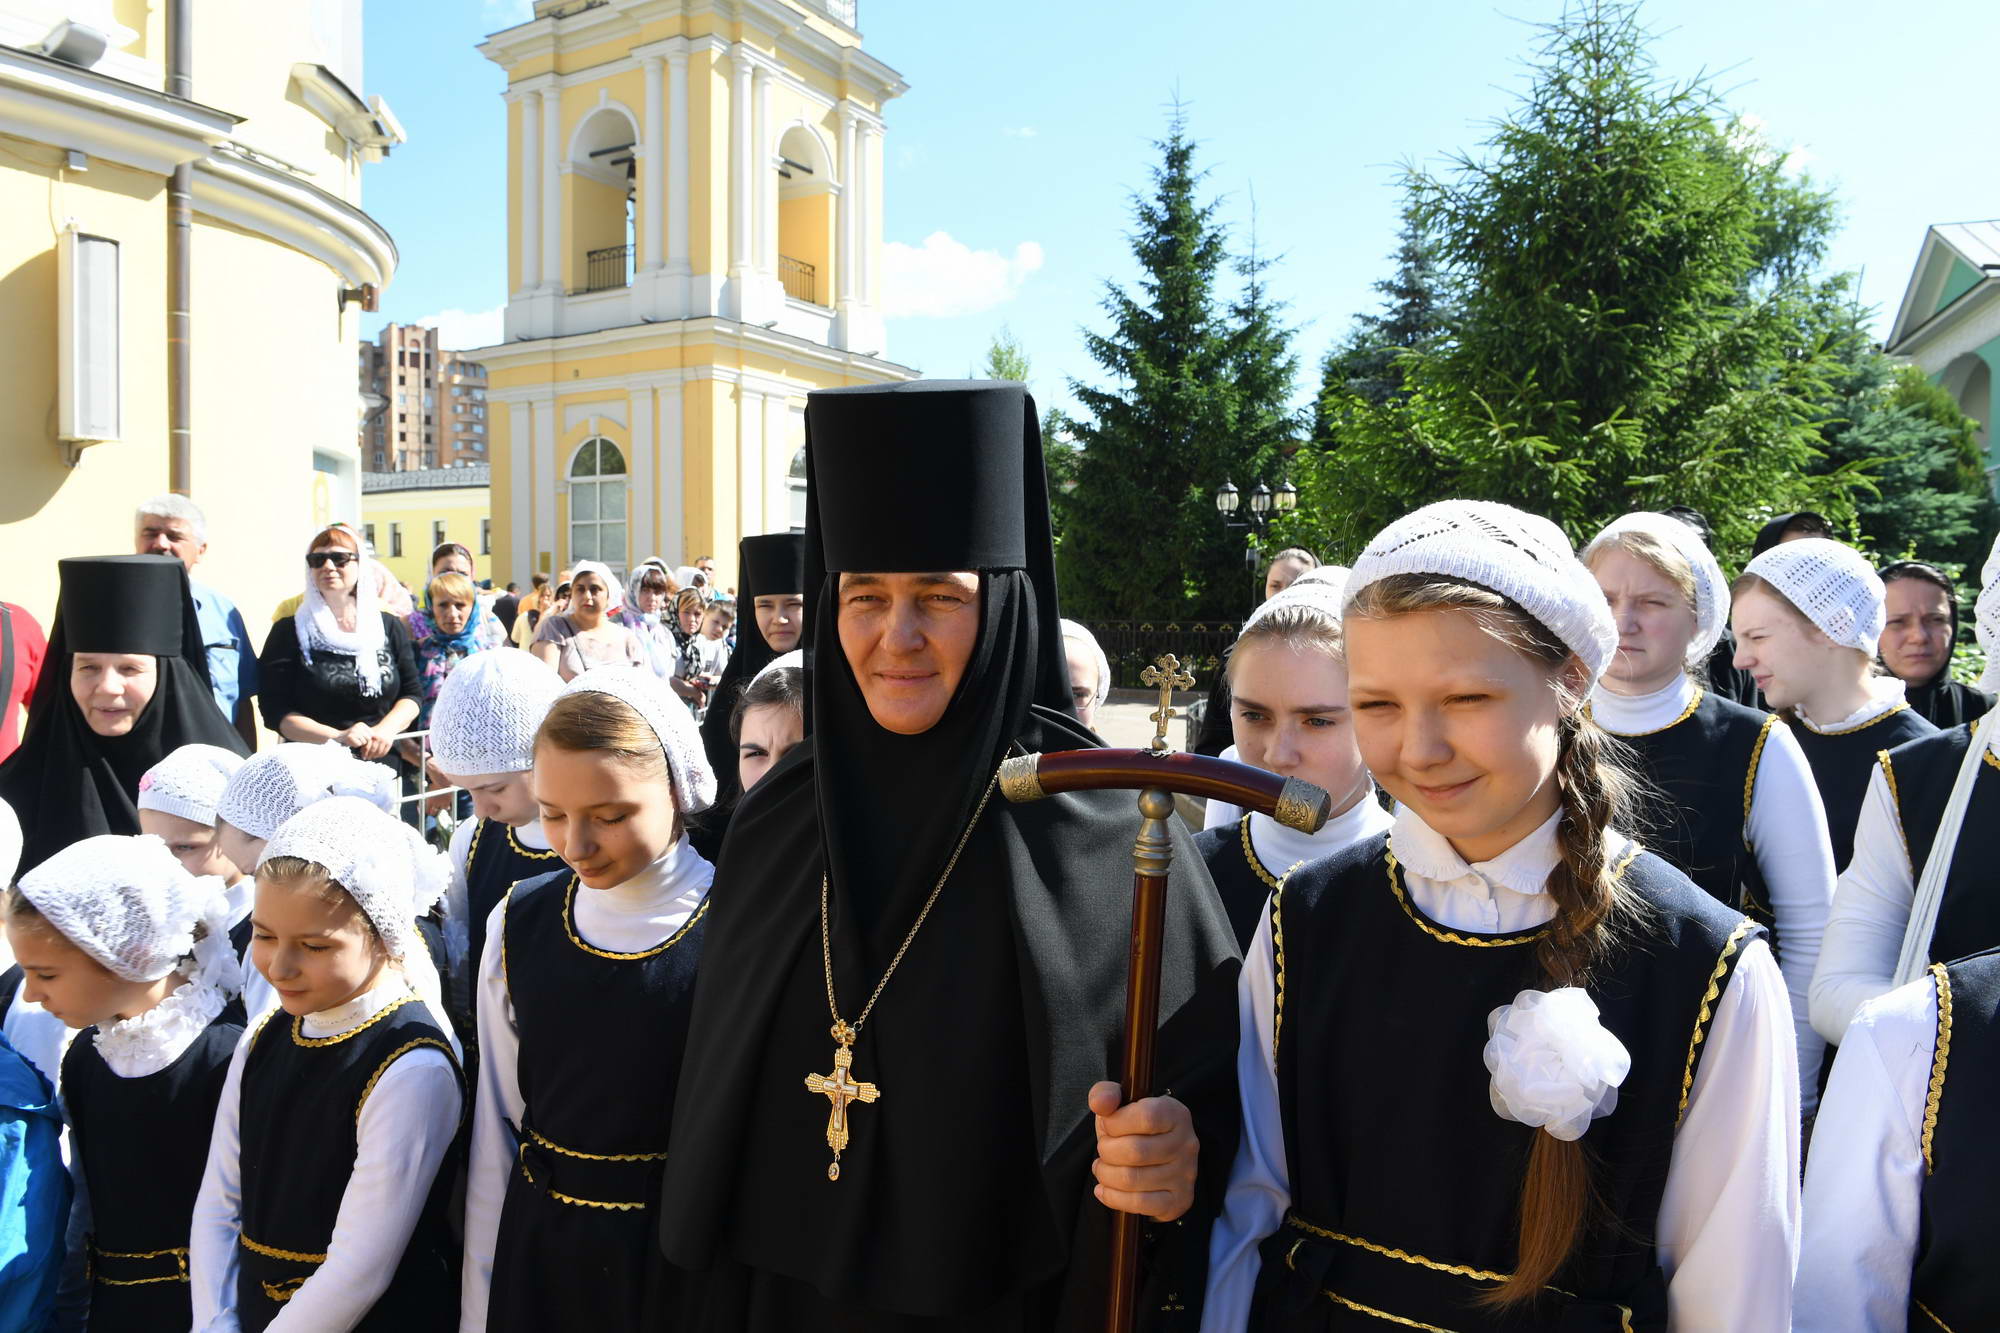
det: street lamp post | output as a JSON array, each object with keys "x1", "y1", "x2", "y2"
[{"x1": 1214, "y1": 478, "x2": 1297, "y2": 611}]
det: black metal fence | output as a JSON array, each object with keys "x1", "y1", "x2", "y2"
[
  {"x1": 1076, "y1": 620, "x2": 1240, "y2": 692},
  {"x1": 584, "y1": 243, "x2": 632, "y2": 293},
  {"x1": 780, "y1": 254, "x2": 818, "y2": 305}
]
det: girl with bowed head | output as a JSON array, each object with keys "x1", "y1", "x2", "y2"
[
  {"x1": 1200, "y1": 501, "x2": 1799, "y2": 1331},
  {"x1": 461, "y1": 666, "x2": 716, "y2": 1331},
  {"x1": 529, "y1": 560, "x2": 651, "y2": 681},
  {"x1": 257, "y1": 524, "x2": 422, "y2": 769},
  {"x1": 0, "y1": 797, "x2": 66, "y2": 1333},
  {"x1": 5, "y1": 834, "x2": 243, "y2": 1329},
  {"x1": 190, "y1": 797, "x2": 462, "y2": 1332},
  {"x1": 1583, "y1": 512, "x2": 1835, "y2": 1102},
  {"x1": 1731, "y1": 537, "x2": 1935, "y2": 872},
  {"x1": 1193, "y1": 572, "x2": 1391, "y2": 950}
]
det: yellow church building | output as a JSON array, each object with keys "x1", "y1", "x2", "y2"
[{"x1": 474, "y1": 0, "x2": 913, "y2": 589}]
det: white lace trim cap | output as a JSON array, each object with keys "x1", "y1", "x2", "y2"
[
  {"x1": 93, "y1": 975, "x2": 230, "y2": 1078},
  {"x1": 1058, "y1": 619, "x2": 1112, "y2": 709},
  {"x1": 1977, "y1": 533, "x2": 2000, "y2": 693},
  {"x1": 261, "y1": 796, "x2": 449, "y2": 963},
  {"x1": 137, "y1": 743, "x2": 248, "y2": 828},
  {"x1": 559, "y1": 665, "x2": 717, "y2": 814},
  {"x1": 1484, "y1": 987, "x2": 1631, "y2": 1141},
  {"x1": 1347, "y1": 501, "x2": 1619, "y2": 685},
  {"x1": 1583, "y1": 511, "x2": 1728, "y2": 666},
  {"x1": 216, "y1": 741, "x2": 398, "y2": 842},
  {"x1": 15, "y1": 834, "x2": 239, "y2": 986},
  {"x1": 1243, "y1": 567, "x2": 1351, "y2": 634},
  {"x1": 428, "y1": 648, "x2": 564, "y2": 778},
  {"x1": 0, "y1": 797, "x2": 19, "y2": 889},
  {"x1": 1741, "y1": 537, "x2": 1885, "y2": 657},
  {"x1": 751, "y1": 650, "x2": 804, "y2": 687}
]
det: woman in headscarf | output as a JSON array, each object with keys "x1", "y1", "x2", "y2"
[
  {"x1": 698, "y1": 532, "x2": 804, "y2": 793},
  {"x1": 0, "y1": 556, "x2": 248, "y2": 874},
  {"x1": 1877, "y1": 560, "x2": 1992, "y2": 729},
  {"x1": 256, "y1": 525, "x2": 422, "y2": 777},
  {"x1": 407, "y1": 542, "x2": 508, "y2": 654},
  {"x1": 529, "y1": 561, "x2": 649, "y2": 682},
  {"x1": 657, "y1": 381, "x2": 1240, "y2": 1330}
]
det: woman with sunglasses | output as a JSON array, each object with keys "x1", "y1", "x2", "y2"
[{"x1": 256, "y1": 525, "x2": 421, "y2": 774}]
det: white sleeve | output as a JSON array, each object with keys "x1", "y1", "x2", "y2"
[
  {"x1": 269, "y1": 1049, "x2": 462, "y2": 1331},
  {"x1": 1810, "y1": 766, "x2": 1912, "y2": 1046},
  {"x1": 445, "y1": 818, "x2": 476, "y2": 970},
  {"x1": 190, "y1": 1027, "x2": 253, "y2": 1333},
  {"x1": 1198, "y1": 900, "x2": 1287, "y2": 1332},
  {"x1": 1743, "y1": 720, "x2": 1834, "y2": 1109},
  {"x1": 1655, "y1": 938, "x2": 1800, "y2": 1331},
  {"x1": 1794, "y1": 977, "x2": 1933, "y2": 1333},
  {"x1": 459, "y1": 895, "x2": 524, "y2": 1333}
]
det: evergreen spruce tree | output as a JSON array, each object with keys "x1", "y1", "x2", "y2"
[{"x1": 1314, "y1": 204, "x2": 1451, "y2": 435}]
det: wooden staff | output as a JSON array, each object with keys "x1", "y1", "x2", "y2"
[{"x1": 997, "y1": 656, "x2": 1332, "y2": 1333}]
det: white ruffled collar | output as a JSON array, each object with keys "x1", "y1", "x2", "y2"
[
  {"x1": 93, "y1": 977, "x2": 229, "y2": 1078},
  {"x1": 301, "y1": 976, "x2": 412, "y2": 1039},
  {"x1": 1247, "y1": 790, "x2": 1393, "y2": 877},
  {"x1": 1589, "y1": 672, "x2": 1697, "y2": 736},
  {"x1": 1390, "y1": 806, "x2": 1566, "y2": 898},
  {"x1": 1796, "y1": 676, "x2": 1908, "y2": 734}
]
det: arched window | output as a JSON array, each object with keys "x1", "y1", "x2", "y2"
[
  {"x1": 569, "y1": 437, "x2": 628, "y2": 569},
  {"x1": 787, "y1": 445, "x2": 809, "y2": 531},
  {"x1": 777, "y1": 125, "x2": 835, "y2": 306},
  {"x1": 570, "y1": 107, "x2": 637, "y2": 292}
]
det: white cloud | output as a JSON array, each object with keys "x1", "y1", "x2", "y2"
[
  {"x1": 881, "y1": 232, "x2": 1044, "y2": 320},
  {"x1": 482, "y1": 0, "x2": 536, "y2": 23},
  {"x1": 1001, "y1": 126, "x2": 1038, "y2": 139},
  {"x1": 416, "y1": 305, "x2": 506, "y2": 350}
]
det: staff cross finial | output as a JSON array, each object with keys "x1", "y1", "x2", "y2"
[{"x1": 1139, "y1": 653, "x2": 1196, "y2": 753}]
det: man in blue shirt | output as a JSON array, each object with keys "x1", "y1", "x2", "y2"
[{"x1": 135, "y1": 494, "x2": 260, "y2": 747}]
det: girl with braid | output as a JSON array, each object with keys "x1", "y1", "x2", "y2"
[{"x1": 1200, "y1": 501, "x2": 1799, "y2": 1331}]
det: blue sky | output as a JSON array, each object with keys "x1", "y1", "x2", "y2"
[{"x1": 363, "y1": 0, "x2": 2000, "y2": 420}]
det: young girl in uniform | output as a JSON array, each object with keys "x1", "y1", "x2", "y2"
[
  {"x1": 1194, "y1": 573, "x2": 1390, "y2": 949},
  {"x1": 5, "y1": 834, "x2": 241, "y2": 1329},
  {"x1": 190, "y1": 796, "x2": 462, "y2": 1332},
  {"x1": 1582, "y1": 511, "x2": 1836, "y2": 1099},
  {"x1": 1731, "y1": 537, "x2": 1935, "y2": 873},
  {"x1": 733, "y1": 658, "x2": 804, "y2": 794},
  {"x1": 139, "y1": 742, "x2": 250, "y2": 935},
  {"x1": 1201, "y1": 500, "x2": 1799, "y2": 1331},
  {"x1": 460, "y1": 665, "x2": 714, "y2": 1332}
]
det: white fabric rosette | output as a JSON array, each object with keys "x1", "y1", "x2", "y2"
[{"x1": 1483, "y1": 987, "x2": 1631, "y2": 1141}]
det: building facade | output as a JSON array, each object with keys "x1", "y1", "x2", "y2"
[
  {"x1": 475, "y1": 0, "x2": 912, "y2": 590},
  {"x1": 362, "y1": 463, "x2": 493, "y2": 593},
  {"x1": 1887, "y1": 220, "x2": 2000, "y2": 486},
  {"x1": 358, "y1": 322, "x2": 492, "y2": 471},
  {"x1": 0, "y1": 0, "x2": 401, "y2": 629}
]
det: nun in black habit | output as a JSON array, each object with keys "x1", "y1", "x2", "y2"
[
  {"x1": 0, "y1": 555, "x2": 249, "y2": 873},
  {"x1": 658, "y1": 381, "x2": 1242, "y2": 1331},
  {"x1": 696, "y1": 532, "x2": 805, "y2": 810}
]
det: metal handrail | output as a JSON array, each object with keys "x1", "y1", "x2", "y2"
[
  {"x1": 583, "y1": 243, "x2": 632, "y2": 293},
  {"x1": 779, "y1": 253, "x2": 818, "y2": 305}
]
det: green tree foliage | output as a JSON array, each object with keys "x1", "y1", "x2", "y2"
[
  {"x1": 1314, "y1": 204, "x2": 1453, "y2": 428},
  {"x1": 1273, "y1": 0, "x2": 1869, "y2": 567},
  {"x1": 1061, "y1": 111, "x2": 1301, "y2": 619}
]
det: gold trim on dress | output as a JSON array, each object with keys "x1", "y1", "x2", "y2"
[
  {"x1": 1285, "y1": 1214, "x2": 1509, "y2": 1282},
  {"x1": 503, "y1": 820, "x2": 561, "y2": 860},
  {"x1": 1878, "y1": 749, "x2": 1913, "y2": 869},
  {"x1": 562, "y1": 877, "x2": 709, "y2": 960},
  {"x1": 1586, "y1": 684, "x2": 1704, "y2": 738},
  {"x1": 261, "y1": 1276, "x2": 309, "y2": 1303},
  {"x1": 355, "y1": 1036, "x2": 459, "y2": 1125},
  {"x1": 1915, "y1": 1297, "x2": 1958, "y2": 1332},
  {"x1": 517, "y1": 1154, "x2": 651, "y2": 1211},
  {"x1": 240, "y1": 1234, "x2": 328, "y2": 1264},
  {"x1": 88, "y1": 1243, "x2": 189, "y2": 1286},
  {"x1": 289, "y1": 992, "x2": 416, "y2": 1049},
  {"x1": 1741, "y1": 715, "x2": 1777, "y2": 850},
  {"x1": 1321, "y1": 1289, "x2": 1456, "y2": 1331},
  {"x1": 1803, "y1": 701, "x2": 1912, "y2": 737},
  {"x1": 1239, "y1": 815, "x2": 1289, "y2": 891},
  {"x1": 1675, "y1": 917, "x2": 1755, "y2": 1125},
  {"x1": 1386, "y1": 849, "x2": 1550, "y2": 948},
  {"x1": 1922, "y1": 961, "x2": 1952, "y2": 1177},
  {"x1": 1270, "y1": 877, "x2": 1287, "y2": 1065},
  {"x1": 526, "y1": 1124, "x2": 667, "y2": 1163}
]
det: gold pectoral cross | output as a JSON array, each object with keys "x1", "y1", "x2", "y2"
[
  {"x1": 804, "y1": 1022, "x2": 880, "y2": 1182},
  {"x1": 1140, "y1": 653, "x2": 1197, "y2": 753}
]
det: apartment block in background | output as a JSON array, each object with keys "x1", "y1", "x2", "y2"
[{"x1": 358, "y1": 322, "x2": 490, "y2": 470}]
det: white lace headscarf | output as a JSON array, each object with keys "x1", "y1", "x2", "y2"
[
  {"x1": 1583, "y1": 512, "x2": 1729, "y2": 668},
  {"x1": 295, "y1": 526, "x2": 389, "y2": 698},
  {"x1": 1742, "y1": 537, "x2": 1886, "y2": 658},
  {"x1": 216, "y1": 742, "x2": 399, "y2": 844},
  {"x1": 15, "y1": 834, "x2": 241, "y2": 995},
  {"x1": 558, "y1": 666, "x2": 717, "y2": 814},
  {"x1": 429, "y1": 649, "x2": 564, "y2": 778},
  {"x1": 137, "y1": 743, "x2": 247, "y2": 828}
]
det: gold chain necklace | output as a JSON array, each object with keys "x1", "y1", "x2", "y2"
[{"x1": 804, "y1": 768, "x2": 1001, "y2": 1181}]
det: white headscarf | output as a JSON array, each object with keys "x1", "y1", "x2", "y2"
[
  {"x1": 16, "y1": 834, "x2": 241, "y2": 994},
  {"x1": 1583, "y1": 512, "x2": 1729, "y2": 667},
  {"x1": 1741, "y1": 537, "x2": 1886, "y2": 658},
  {"x1": 295, "y1": 529, "x2": 390, "y2": 697},
  {"x1": 1058, "y1": 620, "x2": 1112, "y2": 712},
  {"x1": 560, "y1": 666, "x2": 717, "y2": 814},
  {"x1": 570, "y1": 560, "x2": 628, "y2": 616}
]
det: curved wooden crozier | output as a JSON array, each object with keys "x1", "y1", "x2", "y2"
[{"x1": 997, "y1": 748, "x2": 1331, "y2": 1333}]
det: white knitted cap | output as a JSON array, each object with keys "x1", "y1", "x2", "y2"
[
  {"x1": 429, "y1": 650, "x2": 564, "y2": 778},
  {"x1": 138, "y1": 744, "x2": 248, "y2": 828},
  {"x1": 1244, "y1": 566, "x2": 1351, "y2": 633},
  {"x1": 1346, "y1": 500, "x2": 1619, "y2": 685},
  {"x1": 0, "y1": 799, "x2": 19, "y2": 889},
  {"x1": 16, "y1": 834, "x2": 233, "y2": 983},
  {"x1": 262, "y1": 797, "x2": 448, "y2": 962},
  {"x1": 558, "y1": 666, "x2": 717, "y2": 814},
  {"x1": 1741, "y1": 537, "x2": 1885, "y2": 657},
  {"x1": 1583, "y1": 512, "x2": 1728, "y2": 664},
  {"x1": 752, "y1": 650, "x2": 804, "y2": 686},
  {"x1": 216, "y1": 743, "x2": 399, "y2": 841},
  {"x1": 1058, "y1": 619, "x2": 1112, "y2": 710},
  {"x1": 1975, "y1": 533, "x2": 2000, "y2": 693}
]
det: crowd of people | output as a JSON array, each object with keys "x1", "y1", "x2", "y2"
[{"x1": 0, "y1": 378, "x2": 1993, "y2": 1330}]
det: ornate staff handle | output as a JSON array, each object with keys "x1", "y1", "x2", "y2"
[{"x1": 999, "y1": 744, "x2": 1331, "y2": 1333}]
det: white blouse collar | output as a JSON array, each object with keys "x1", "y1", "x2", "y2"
[
  {"x1": 301, "y1": 976, "x2": 412, "y2": 1040},
  {"x1": 223, "y1": 876, "x2": 253, "y2": 930},
  {"x1": 1589, "y1": 672, "x2": 1698, "y2": 736},
  {"x1": 1390, "y1": 805, "x2": 1565, "y2": 898},
  {"x1": 1796, "y1": 676, "x2": 1908, "y2": 734},
  {"x1": 93, "y1": 976, "x2": 229, "y2": 1079},
  {"x1": 1247, "y1": 790, "x2": 1393, "y2": 877}
]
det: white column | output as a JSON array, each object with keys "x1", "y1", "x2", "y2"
[
  {"x1": 629, "y1": 386, "x2": 656, "y2": 559},
  {"x1": 520, "y1": 93, "x2": 541, "y2": 291},
  {"x1": 762, "y1": 391, "x2": 790, "y2": 533},
  {"x1": 667, "y1": 49, "x2": 691, "y2": 279},
  {"x1": 754, "y1": 65, "x2": 775, "y2": 278},
  {"x1": 728, "y1": 47, "x2": 753, "y2": 304},
  {"x1": 835, "y1": 105, "x2": 857, "y2": 307},
  {"x1": 737, "y1": 383, "x2": 762, "y2": 540},
  {"x1": 541, "y1": 90, "x2": 562, "y2": 291},
  {"x1": 642, "y1": 57, "x2": 665, "y2": 271},
  {"x1": 658, "y1": 377, "x2": 685, "y2": 562},
  {"x1": 858, "y1": 124, "x2": 877, "y2": 307},
  {"x1": 508, "y1": 401, "x2": 532, "y2": 569},
  {"x1": 531, "y1": 397, "x2": 558, "y2": 569}
]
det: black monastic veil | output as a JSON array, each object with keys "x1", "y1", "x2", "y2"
[
  {"x1": 658, "y1": 381, "x2": 1242, "y2": 1329},
  {"x1": 696, "y1": 530, "x2": 804, "y2": 814}
]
